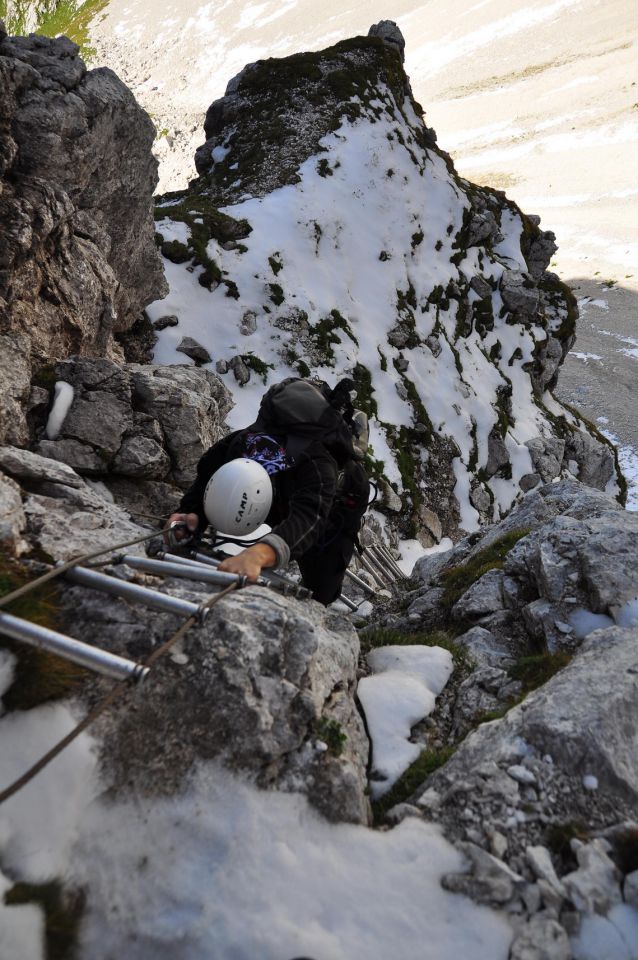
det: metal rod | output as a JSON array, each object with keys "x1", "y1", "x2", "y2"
[
  {"x1": 66, "y1": 566, "x2": 202, "y2": 618},
  {"x1": 191, "y1": 551, "x2": 310, "y2": 595},
  {"x1": 358, "y1": 552, "x2": 388, "y2": 589},
  {"x1": 376, "y1": 542, "x2": 406, "y2": 580},
  {"x1": 344, "y1": 567, "x2": 376, "y2": 597},
  {"x1": 122, "y1": 555, "x2": 245, "y2": 588},
  {"x1": 362, "y1": 548, "x2": 400, "y2": 595},
  {"x1": 361, "y1": 548, "x2": 392, "y2": 586},
  {"x1": 369, "y1": 543, "x2": 401, "y2": 583},
  {"x1": 163, "y1": 552, "x2": 215, "y2": 570},
  {"x1": 339, "y1": 593, "x2": 359, "y2": 612},
  {"x1": 0, "y1": 611, "x2": 149, "y2": 683}
]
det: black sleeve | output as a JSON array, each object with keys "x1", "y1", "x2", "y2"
[
  {"x1": 264, "y1": 450, "x2": 338, "y2": 563},
  {"x1": 177, "y1": 433, "x2": 237, "y2": 530}
]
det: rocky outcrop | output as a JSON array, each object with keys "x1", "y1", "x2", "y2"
[
  {"x1": 69, "y1": 579, "x2": 370, "y2": 823},
  {"x1": 366, "y1": 480, "x2": 638, "y2": 952},
  {"x1": 0, "y1": 25, "x2": 167, "y2": 445},
  {"x1": 397, "y1": 480, "x2": 635, "y2": 657},
  {"x1": 21, "y1": 356, "x2": 233, "y2": 515},
  {"x1": 0, "y1": 446, "x2": 369, "y2": 825},
  {"x1": 153, "y1": 25, "x2": 621, "y2": 545}
]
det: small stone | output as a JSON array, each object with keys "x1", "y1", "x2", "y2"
[
  {"x1": 582, "y1": 774, "x2": 598, "y2": 791},
  {"x1": 239, "y1": 310, "x2": 257, "y2": 335},
  {"x1": 395, "y1": 356, "x2": 409, "y2": 372},
  {"x1": 470, "y1": 275, "x2": 492, "y2": 299},
  {"x1": 509, "y1": 915, "x2": 571, "y2": 960},
  {"x1": 488, "y1": 830, "x2": 509, "y2": 859},
  {"x1": 230, "y1": 356, "x2": 250, "y2": 385},
  {"x1": 176, "y1": 337, "x2": 212, "y2": 364},
  {"x1": 520, "y1": 473, "x2": 541, "y2": 492},
  {"x1": 425, "y1": 334, "x2": 442, "y2": 357},
  {"x1": 215, "y1": 360, "x2": 229, "y2": 374},
  {"x1": 153, "y1": 314, "x2": 179, "y2": 330}
]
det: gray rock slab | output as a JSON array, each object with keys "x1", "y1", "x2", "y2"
[
  {"x1": 452, "y1": 568, "x2": 505, "y2": 620},
  {"x1": 0, "y1": 472, "x2": 26, "y2": 550},
  {"x1": 36, "y1": 438, "x2": 106, "y2": 475},
  {"x1": 428, "y1": 626, "x2": 638, "y2": 808},
  {"x1": 0, "y1": 444, "x2": 83, "y2": 488},
  {"x1": 78, "y1": 586, "x2": 370, "y2": 824}
]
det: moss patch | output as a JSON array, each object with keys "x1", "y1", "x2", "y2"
[
  {"x1": 3, "y1": 0, "x2": 110, "y2": 61},
  {"x1": 0, "y1": 554, "x2": 87, "y2": 711},
  {"x1": 440, "y1": 528, "x2": 531, "y2": 610},
  {"x1": 508, "y1": 651, "x2": 572, "y2": 693},
  {"x1": 313, "y1": 717, "x2": 347, "y2": 757},
  {"x1": 373, "y1": 745, "x2": 456, "y2": 821}
]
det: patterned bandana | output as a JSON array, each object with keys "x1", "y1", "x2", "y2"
[{"x1": 245, "y1": 433, "x2": 291, "y2": 476}]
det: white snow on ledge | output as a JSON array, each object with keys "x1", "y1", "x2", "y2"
[
  {"x1": 70, "y1": 764, "x2": 511, "y2": 960},
  {"x1": 45, "y1": 381, "x2": 74, "y2": 440},
  {"x1": 358, "y1": 645, "x2": 454, "y2": 799}
]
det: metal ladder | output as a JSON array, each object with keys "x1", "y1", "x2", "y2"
[{"x1": 0, "y1": 538, "x2": 406, "y2": 682}]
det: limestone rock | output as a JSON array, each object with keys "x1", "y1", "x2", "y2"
[
  {"x1": 0, "y1": 471, "x2": 26, "y2": 551},
  {"x1": 176, "y1": 337, "x2": 212, "y2": 364},
  {"x1": 500, "y1": 269, "x2": 540, "y2": 316},
  {"x1": 442, "y1": 842, "x2": 525, "y2": 904},
  {"x1": 368, "y1": 20, "x2": 406, "y2": 62},
  {"x1": 509, "y1": 915, "x2": 571, "y2": 960},
  {"x1": 562, "y1": 840, "x2": 623, "y2": 915},
  {"x1": 0, "y1": 30, "x2": 166, "y2": 444},
  {"x1": 0, "y1": 444, "x2": 83, "y2": 488},
  {"x1": 72, "y1": 585, "x2": 370, "y2": 824},
  {"x1": 451, "y1": 568, "x2": 505, "y2": 620},
  {"x1": 36, "y1": 438, "x2": 106, "y2": 475},
  {"x1": 112, "y1": 435, "x2": 171, "y2": 480}
]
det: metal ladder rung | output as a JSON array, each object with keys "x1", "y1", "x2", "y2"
[
  {"x1": 0, "y1": 610, "x2": 149, "y2": 683},
  {"x1": 65, "y1": 566, "x2": 203, "y2": 619}
]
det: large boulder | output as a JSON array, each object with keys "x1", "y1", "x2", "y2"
[
  {"x1": 29, "y1": 357, "x2": 233, "y2": 508},
  {"x1": 0, "y1": 26, "x2": 167, "y2": 445},
  {"x1": 64, "y1": 575, "x2": 370, "y2": 824}
]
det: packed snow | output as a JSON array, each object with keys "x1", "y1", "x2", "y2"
[
  {"x1": 45, "y1": 381, "x2": 74, "y2": 440},
  {"x1": 572, "y1": 905, "x2": 638, "y2": 960},
  {"x1": 0, "y1": 731, "x2": 514, "y2": 960},
  {"x1": 358, "y1": 644, "x2": 453, "y2": 798},
  {"x1": 599, "y1": 424, "x2": 638, "y2": 511}
]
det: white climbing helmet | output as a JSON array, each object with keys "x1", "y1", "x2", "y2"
[{"x1": 203, "y1": 458, "x2": 273, "y2": 535}]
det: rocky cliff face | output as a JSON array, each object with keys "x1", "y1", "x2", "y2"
[
  {"x1": 0, "y1": 24, "x2": 166, "y2": 447},
  {"x1": 1, "y1": 18, "x2": 637, "y2": 960},
  {"x1": 150, "y1": 24, "x2": 621, "y2": 544}
]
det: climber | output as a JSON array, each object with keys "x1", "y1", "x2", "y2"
[{"x1": 165, "y1": 377, "x2": 370, "y2": 605}]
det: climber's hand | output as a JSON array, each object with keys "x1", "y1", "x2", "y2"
[
  {"x1": 164, "y1": 513, "x2": 199, "y2": 544},
  {"x1": 217, "y1": 543, "x2": 277, "y2": 582}
]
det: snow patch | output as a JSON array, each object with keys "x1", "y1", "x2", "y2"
[
  {"x1": 358, "y1": 645, "x2": 453, "y2": 799},
  {"x1": 45, "y1": 381, "x2": 74, "y2": 440},
  {"x1": 569, "y1": 608, "x2": 614, "y2": 639}
]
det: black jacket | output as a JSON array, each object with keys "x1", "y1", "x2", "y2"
[{"x1": 178, "y1": 429, "x2": 339, "y2": 567}]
